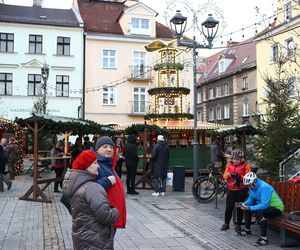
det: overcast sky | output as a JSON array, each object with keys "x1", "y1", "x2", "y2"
[{"x1": 3, "y1": 0, "x2": 277, "y2": 55}]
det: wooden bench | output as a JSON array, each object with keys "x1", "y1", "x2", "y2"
[{"x1": 265, "y1": 178, "x2": 300, "y2": 247}]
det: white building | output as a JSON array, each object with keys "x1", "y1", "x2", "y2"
[{"x1": 0, "y1": 2, "x2": 84, "y2": 120}]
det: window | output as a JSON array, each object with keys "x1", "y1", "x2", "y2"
[
  {"x1": 208, "y1": 87, "x2": 214, "y2": 99},
  {"x1": 0, "y1": 33, "x2": 14, "y2": 52},
  {"x1": 197, "y1": 110, "x2": 203, "y2": 122},
  {"x1": 216, "y1": 86, "x2": 222, "y2": 97},
  {"x1": 219, "y1": 60, "x2": 225, "y2": 73},
  {"x1": 224, "y1": 104, "x2": 230, "y2": 119},
  {"x1": 0, "y1": 73, "x2": 12, "y2": 95},
  {"x1": 132, "y1": 51, "x2": 146, "y2": 78},
  {"x1": 216, "y1": 106, "x2": 222, "y2": 120},
  {"x1": 208, "y1": 108, "x2": 214, "y2": 121},
  {"x1": 102, "y1": 86, "x2": 116, "y2": 105},
  {"x1": 29, "y1": 35, "x2": 43, "y2": 54},
  {"x1": 286, "y1": 77, "x2": 296, "y2": 97},
  {"x1": 133, "y1": 87, "x2": 146, "y2": 113},
  {"x1": 28, "y1": 74, "x2": 42, "y2": 96},
  {"x1": 270, "y1": 44, "x2": 279, "y2": 63},
  {"x1": 224, "y1": 83, "x2": 229, "y2": 95},
  {"x1": 131, "y1": 18, "x2": 150, "y2": 35},
  {"x1": 242, "y1": 77, "x2": 249, "y2": 90},
  {"x1": 56, "y1": 75, "x2": 69, "y2": 97},
  {"x1": 285, "y1": 38, "x2": 294, "y2": 58},
  {"x1": 197, "y1": 92, "x2": 202, "y2": 103},
  {"x1": 284, "y1": 1, "x2": 292, "y2": 20},
  {"x1": 57, "y1": 37, "x2": 70, "y2": 55},
  {"x1": 102, "y1": 49, "x2": 117, "y2": 69},
  {"x1": 243, "y1": 101, "x2": 249, "y2": 117}
]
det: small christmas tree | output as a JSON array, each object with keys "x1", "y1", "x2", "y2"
[{"x1": 253, "y1": 55, "x2": 300, "y2": 178}]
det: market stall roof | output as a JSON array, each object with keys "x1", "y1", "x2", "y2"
[
  {"x1": 115, "y1": 120, "x2": 227, "y2": 131},
  {"x1": 15, "y1": 113, "x2": 114, "y2": 135},
  {"x1": 207, "y1": 124, "x2": 260, "y2": 136},
  {"x1": 0, "y1": 117, "x2": 19, "y2": 126}
]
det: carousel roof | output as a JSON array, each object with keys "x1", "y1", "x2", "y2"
[{"x1": 115, "y1": 120, "x2": 226, "y2": 131}]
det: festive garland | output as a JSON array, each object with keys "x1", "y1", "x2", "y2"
[
  {"x1": 204, "y1": 125, "x2": 262, "y2": 137},
  {"x1": 15, "y1": 116, "x2": 116, "y2": 136},
  {"x1": 148, "y1": 87, "x2": 190, "y2": 95},
  {"x1": 154, "y1": 62, "x2": 184, "y2": 71},
  {"x1": 144, "y1": 113, "x2": 193, "y2": 120}
]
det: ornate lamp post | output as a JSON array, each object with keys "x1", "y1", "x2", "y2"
[
  {"x1": 170, "y1": 10, "x2": 219, "y2": 181},
  {"x1": 41, "y1": 64, "x2": 49, "y2": 114}
]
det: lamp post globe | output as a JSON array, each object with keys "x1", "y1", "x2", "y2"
[
  {"x1": 201, "y1": 14, "x2": 219, "y2": 48},
  {"x1": 170, "y1": 11, "x2": 219, "y2": 181},
  {"x1": 170, "y1": 10, "x2": 187, "y2": 39}
]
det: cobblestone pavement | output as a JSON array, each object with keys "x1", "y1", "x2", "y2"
[{"x1": 0, "y1": 170, "x2": 298, "y2": 250}]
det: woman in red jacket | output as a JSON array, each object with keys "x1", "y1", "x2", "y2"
[{"x1": 221, "y1": 149, "x2": 251, "y2": 234}]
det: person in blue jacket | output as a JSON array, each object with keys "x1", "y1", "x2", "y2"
[{"x1": 237, "y1": 172, "x2": 284, "y2": 246}]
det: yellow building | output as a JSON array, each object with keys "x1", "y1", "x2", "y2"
[
  {"x1": 255, "y1": 0, "x2": 300, "y2": 114},
  {"x1": 73, "y1": 0, "x2": 193, "y2": 125}
]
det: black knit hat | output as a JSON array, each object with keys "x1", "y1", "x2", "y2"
[{"x1": 96, "y1": 136, "x2": 114, "y2": 150}]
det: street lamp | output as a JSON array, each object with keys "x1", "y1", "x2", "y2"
[
  {"x1": 170, "y1": 10, "x2": 219, "y2": 181},
  {"x1": 41, "y1": 63, "x2": 49, "y2": 114}
]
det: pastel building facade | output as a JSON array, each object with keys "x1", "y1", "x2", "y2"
[
  {"x1": 75, "y1": 0, "x2": 193, "y2": 125},
  {"x1": 255, "y1": 0, "x2": 300, "y2": 114},
  {"x1": 0, "y1": 2, "x2": 84, "y2": 120}
]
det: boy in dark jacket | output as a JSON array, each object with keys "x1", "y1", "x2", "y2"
[
  {"x1": 124, "y1": 134, "x2": 139, "y2": 195},
  {"x1": 151, "y1": 135, "x2": 169, "y2": 196}
]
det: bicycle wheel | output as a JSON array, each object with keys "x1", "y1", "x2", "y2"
[{"x1": 192, "y1": 176, "x2": 216, "y2": 203}]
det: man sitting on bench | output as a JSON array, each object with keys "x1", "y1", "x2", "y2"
[{"x1": 237, "y1": 172, "x2": 284, "y2": 246}]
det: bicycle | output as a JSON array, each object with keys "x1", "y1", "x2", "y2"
[{"x1": 192, "y1": 163, "x2": 227, "y2": 203}]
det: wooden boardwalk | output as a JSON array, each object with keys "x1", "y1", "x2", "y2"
[{"x1": 0, "y1": 173, "x2": 291, "y2": 250}]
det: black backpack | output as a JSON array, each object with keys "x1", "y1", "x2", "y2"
[{"x1": 60, "y1": 194, "x2": 72, "y2": 215}]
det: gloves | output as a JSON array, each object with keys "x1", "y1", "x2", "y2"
[{"x1": 107, "y1": 175, "x2": 116, "y2": 185}]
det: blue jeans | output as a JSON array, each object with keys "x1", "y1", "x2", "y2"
[{"x1": 154, "y1": 177, "x2": 166, "y2": 193}]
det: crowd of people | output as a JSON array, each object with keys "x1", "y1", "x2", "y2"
[
  {"x1": 0, "y1": 136, "x2": 17, "y2": 191},
  {"x1": 0, "y1": 133, "x2": 285, "y2": 248}
]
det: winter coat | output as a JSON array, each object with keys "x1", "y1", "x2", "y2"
[
  {"x1": 124, "y1": 135, "x2": 139, "y2": 168},
  {"x1": 223, "y1": 161, "x2": 251, "y2": 191},
  {"x1": 210, "y1": 141, "x2": 223, "y2": 162},
  {"x1": 243, "y1": 179, "x2": 284, "y2": 212},
  {"x1": 63, "y1": 169, "x2": 119, "y2": 250},
  {"x1": 51, "y1": 147, "x2": 64, "y2": 169},
  {"x1": 0, "y1": 145, "x2": 8, "y2": 173},
  {"x1": 151, "y1": 141, "x2": 169, "y2": 179},
  {"x1": 5, "y1": 143, "x2": 17, "y2": 163},
  {"x1": 96, "y1": 155, "x2": 126, "y2": 229}
]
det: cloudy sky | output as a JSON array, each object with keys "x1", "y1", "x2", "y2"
[{"x1": 3, "y1": 0, "x2": 277, "y2": 54}]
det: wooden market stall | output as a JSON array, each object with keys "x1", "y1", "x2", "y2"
[
  {"x1": 118, "y1": 120, "x2": 225, "y2": 189},
  {"x1": 16, "y1": 113, "x2": 114, "y2": 203}
]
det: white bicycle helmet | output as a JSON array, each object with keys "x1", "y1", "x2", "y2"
[{"x1": 243, "y1": 172, "x2": 257, "y2": 186}]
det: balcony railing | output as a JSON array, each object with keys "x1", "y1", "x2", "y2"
[
  {"x1": 128, "y1": 65, "x2": 151, "y2": 80},
  {"x1": 128, "y1": 100, "x2": 148, "y2": 115}
]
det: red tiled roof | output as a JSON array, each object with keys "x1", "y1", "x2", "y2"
[
  {"x1": 156, "y1": 21, "x2": 173, "y2": 39},
  {"x1": 78, "y1": 1, "x2": 125, "y2": 34},
  {"x1": 78, "y1": 1, "x2": 173, "y2": 38},
  {"x1": 198, "y1": 38, "x2": 256, "y2": 83}
]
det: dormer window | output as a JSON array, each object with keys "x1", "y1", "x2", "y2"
[
  {"x1": 219, "y1": 60, "x2": 225, "y2": 73},
  {"x1": 284, "y1": 1, "x2": 292, "y2": 21},
  {"x1": 131, "y1": 18, "x2": 150, "y2": 35}
]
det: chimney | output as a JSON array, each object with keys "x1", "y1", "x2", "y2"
[
  {"x1": 33, "y1": 0, "x2": 43, "y2": 7},
  {"x1": 227, "y1": 41, "x2": 239, "y2": 47}
]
